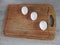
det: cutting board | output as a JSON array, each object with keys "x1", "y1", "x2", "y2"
[{"x1": 3, "y1": 4, "x2": 56, "y2": 40}]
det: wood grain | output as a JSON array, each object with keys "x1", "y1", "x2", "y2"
[{"x1": 3, "y1": 4, "x2": 56, "y2": 40}]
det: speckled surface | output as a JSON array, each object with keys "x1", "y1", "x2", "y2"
[{"x1": 0, "y1": 0, "x2": 60, "y2": 45}]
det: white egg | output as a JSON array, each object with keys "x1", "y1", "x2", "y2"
[
  {"x1": 31, "y1": 12, "x2": 37, "y2": 21},
  {"x1": 21, "y1": 6, "x2": 28, "y2": 15},
  {"x1": 39, "y1": 21, "x2": 47, "y2": 31}
]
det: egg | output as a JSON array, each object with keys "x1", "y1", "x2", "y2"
[
  {"x1": 39, "y1": 21, "x2": 47, "y2": 31},
  {"x1": 21, "y1": 6, "x2": 28, "y2": 15},
  {"x1": 30, "y1": 12, "x2": 37, "y2": 21}
]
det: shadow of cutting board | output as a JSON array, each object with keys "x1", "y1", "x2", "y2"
[{"x1": 3, "y1": 4, "x2": 56, "y2": 40}]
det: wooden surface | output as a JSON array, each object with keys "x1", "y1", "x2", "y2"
[
  {"x1": 0, "y1": 0, "x2": 60, "y2": 45},
  {"x1": 3, "y1": 4, "x2": 56, "y2": 40}
]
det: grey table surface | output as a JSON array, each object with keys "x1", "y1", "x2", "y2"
[{"x1": 0, "y1": 0, "x2": 60, "y2": 45}]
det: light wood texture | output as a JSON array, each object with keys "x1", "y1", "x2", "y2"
[{"x1": 3, "y1": 4, "x2": 56, "y2": 40}]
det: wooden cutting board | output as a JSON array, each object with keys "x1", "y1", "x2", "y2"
[{"x1": 3, "y1": 4, "x2": 56, "y2": 40}]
